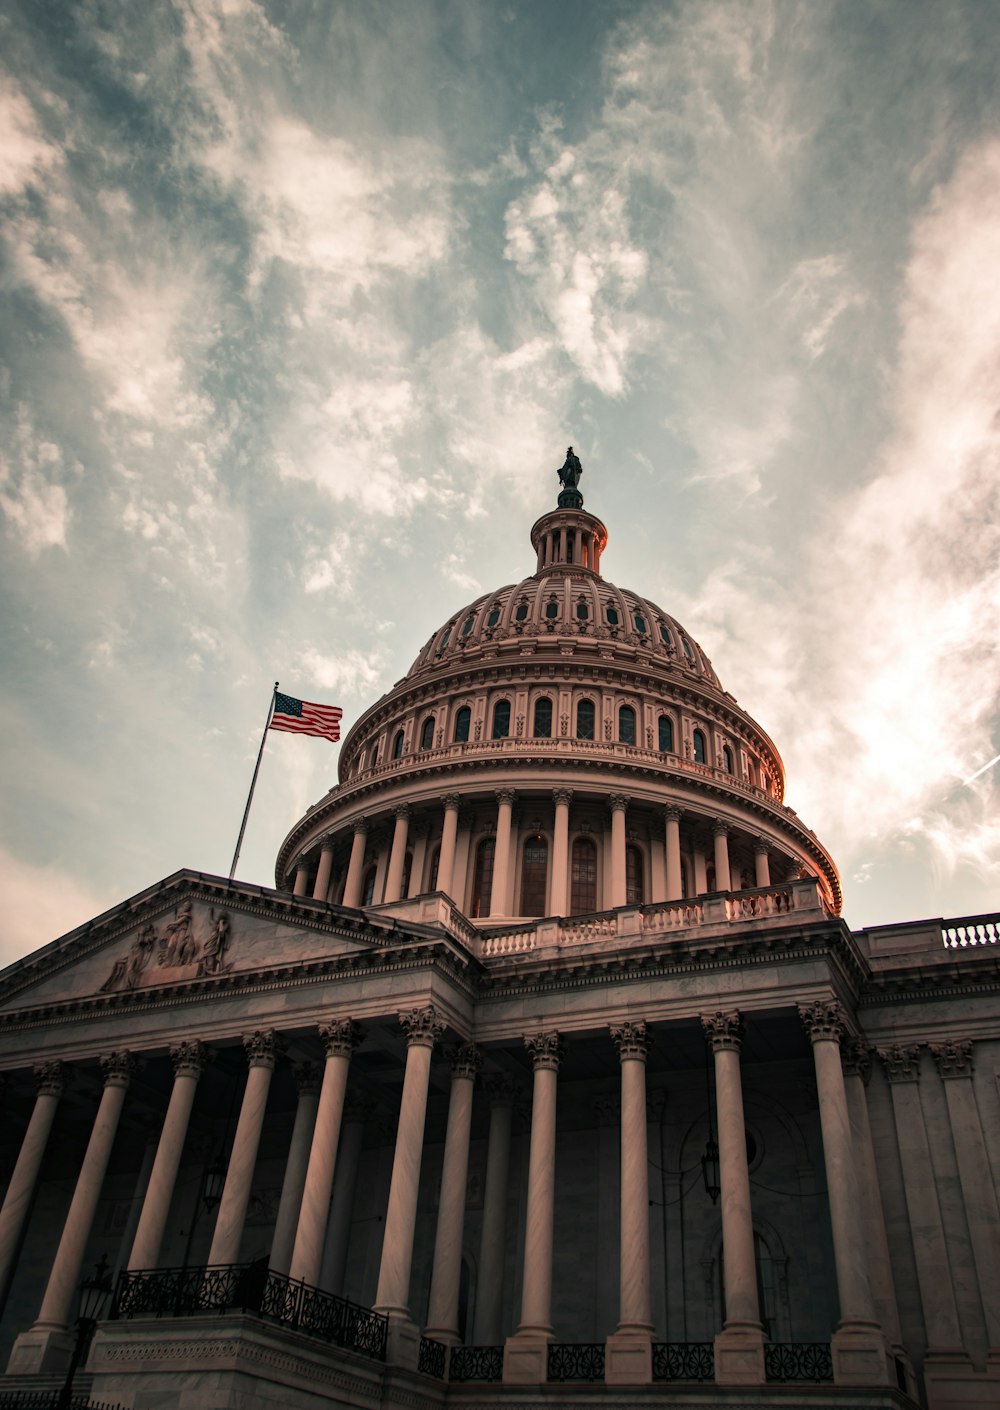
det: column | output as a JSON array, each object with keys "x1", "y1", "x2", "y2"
[
  {"x1": 609, "y1": 795, "x2": 628, "y2": 908},
  {"x1": 408, "y1": 824, "x2": 429, "y2": 899},
  {"x1": 475, "y1": 1076, "x2": 516, "y2": 1345},
  {"x1": 701, "y1": 1012, "x2": 764, "y2": 1384},
  {"x1": 114, "y1": 1120, "x2": 158, "y2": 1282},
  {"x1": 606, "y1": 1022, "x2": 653, "y2": 1384},
  {"x1": 313, "y1": 840, "x2": 334, "y2": 901},
  {"x1": 799, "y1": 1003, "x2": 887, "y2": 1384},
  {"x1": 207, "y1": 1030, "x2": 281, "y2": 1266},
  {"x1": 693, "y1": 847, "x2": 708, "y2": 894},
  {"x1": 930, "y1": 1040, "x2": 1000, "y2": 1353},
  {"x1": 128, "y1": 1041, "x2": 209, "y2": 1271},
  {"x1": 342, "y1": 819, "x2": 369, "y2": 908},
  {"x1": 664, "y1": 807, "x2": 682, "y2": 902},
  {"x1": 289, "y1": 1020, "x2": 361, "y2": 1287},
  {"x1": 8, "y1": 1053, "x2": 134, "y2": 1376},
  {"x1": 268, "y1": 1061, "x2": 321, "y2": 1277},
  {"x1": 713, "y1": 822, "x2": 732, "y2": 892},
  {"x1": 383, "y1": 805, "x2": 411, "y2": 904},
  {"x1": 503, "y1": 1032, "x2": 563, "y2": 1385},
  {"x1": 425, "y1": 1044, "x2": 481, "y2": 1344},
  {"x1": 876, "y1": 1043, "x2": 970, "y2": 1394},
  {"x1": 0, "y1": 1062, "x2": 65, "y2": 1313},
  {"x1": 375, "y1": 1006, "x2": 445, "y2": 1364},
  {"x1": 437, "y1": 795, "x2": 460, "y2": 901},
  {"x1": 293, "y1": 863, "x2": 310, "y2": 897},
  {"x1": 550, "y1": 790, "x2": 571, "y2": 915},
  {"x1": 319, "y1": 1094, "x2": 373, "y2": 1295},
  {"x1": 753, "y1": 838, "x2": 770, "y2": 888},
  {"x1": 489, "y1": 790, "x2": 515, "y2": 917}
]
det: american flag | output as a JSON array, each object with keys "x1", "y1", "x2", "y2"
[{"x1": 270, "y1": 692, "x2": 343, "y2": 742}]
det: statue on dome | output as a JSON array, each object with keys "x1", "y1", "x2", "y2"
[{"x1": 556, "y1": 446, "x2": 584, "y2": 508}]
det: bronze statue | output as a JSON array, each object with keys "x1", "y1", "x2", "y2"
[{"x1": 558, "y1": 446, "x2": 583, "y2": 490}]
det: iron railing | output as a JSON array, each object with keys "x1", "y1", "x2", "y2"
[
  {"x1": 764, "y1": 1342, "x2": 834, "y2": 1382},
  {"x1": 0, "y1": 1399, "x2": 124, "y2": 1410},
  {"x1": 417, "y1": 1336, "x2": 446, "y2": 1378},
  {"x1": 449, "y1": 1345, "x2": 504, "y2": 1382},
  {"x1": 652, "y1": 1341, "x2": 714, "y2": 1381},
  {"x1": 113, "y1": 1263, "x2": 386, "y2": 1362},
  {"x1": 547, "y1": 1343, "x2": 605, "y2": 1381}
]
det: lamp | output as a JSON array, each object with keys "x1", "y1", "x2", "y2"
[
  {"x1": 56, "y1": 1254, "x2": 113, "y2": 1410},
  {"x1": 202, "y1": 1157, "x2": 227, "y2": 1212}
]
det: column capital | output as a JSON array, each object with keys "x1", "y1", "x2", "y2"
[
  {"x1": 841, "y1": 1039, "x2": 871, "y2": 1082},
  {"x1": 753, "y1": 835, "x2": 770, "y2": 856},
  {"x1": 442, "y1": 793, "x2": 461, "y2": 812},
  {"x1": 293, "y1": 1060, "x2": 323, "y2": 1096},
  {"x1": 243, "y1": 1028, "x2": 284, "y2": 1070},
  {"x1": 524, "y1": 1030, "x2": 564, "y2": 1070},
  {"x1": 100, "y1": 1050, "x2": 136, "y2": 1088},
  {"x1": 553, "y1": 788, "x2": 573, "y2": 808},
  {"x1": 319, "y1": 1018, "x2": 363, "y2": 1058},
  {"x1": 393, "y1": 803, "x2": 411, "y2": 820},
  {"x1": 399, "y1": 1004, "x2": 446, "y2": 1048},
  {"x1": 876, "y1": 1043, "x2": 922, "y2": 1083},
  {"x1": 712, "y1": 819, "x2": 729, "y2": 838},
  {"x1": 609, "y1": 794, "x2": 629, "y2": 814},
  {"x1": 701, "y1": 1009, "x2": 743, "y2": 1052},
  {"x1": 352, "y1": 815, "x2": 369, "y2": 835},
  {"x1": 446, "y1": 1043, "x2": 482, "y2": 1081},
  {"x1": 929, "y1": 1038, "x2": 974, "y2": 1079},
  {"x1": 344, "y1": 1089, "x2": 376, "y2": 1123},
  {"x1": 495, "y1": 788, "x2": 516, "y2": 807},
  {"x1": 170, "y1": 1039, "x2": 210, "y2": 1078},
  {"x1": 483, "y1": 1073, "x2": 518, "y2": 1105},
  {"x1": 610, "y1": 1019, "x2": 652, "y2": 1062},
  {"x1": 798, "y1": 999, "x2": 845, "y2": 1044},
  {"x1": 319, "y1": 837, "x2": 335, "y2": 855},
  {"x1": 34, "y1": 1060, "x2": 67, "y2": 1096},
  {"x1": 663, "y1": 805, "x2": 681, "y2": 823}
]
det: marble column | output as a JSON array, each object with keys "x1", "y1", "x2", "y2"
[
  {"x1": 753, "y1": 838, "x2": 770, "y2": 888},
  {"x1": 606, "y1": 1021, "x2": 654, "y2": 1384},
  {"x1": 319, "y1": 1094, "x2": 373, "y2": 1296},
  {"x1": 609, "y1": 796, "x2": 628, "y2": 908},
  {"x1": 437, "y1": 795, "x2": 461, "y2": 901},
  {"x1": 8, "y1": 1053, "x2": 134, "y2": 1376},
  {"x1": 713, "y1": 822, "x2": 732, "y2": 892},
  {"x1": 799, "y1": 1003, "x2": 887, "y2": 1384},
  {"x1": 475, "y1": 1076, "x2": 516, "y2": 1346},
  {"x1": 293, "y1": 863, "x2": 310, "y2": 898},
  {"x1": 701, "y1": 1012, "x2": 764, "y2": 1384},
  {"x1": 877, "y1": 1043, "x2": 970, "y2": 1395},
  {"x1": 930, "y1": 1040, "x2": 1000, "y2": 1352},
  {"x1": 342, "y1": 819, "x2": 369, "y2": 908},
  {"x1": 550, "y1": 790, "x2": 572, "y2": 915},
  {"x1": 313, "y1": 840, "x2": 334, "y2": 901},
  {"x1": 490, "y1": 790, "x2": 515, "y2": 917},
  {"x1": 425, "y1": 1044, "x2": 481, "y2": 1344},
  {"x1": 268, "y1": 1061, "x2": 322, "y2": 1277},
  {"x1": 129, "y1": 1041, "x2": 209, "y2": 1272},
  {"x1": 207, "y1": 1031, "x2": 281, "y2": 1267},
  {"x1": 0, "y1": 1063, "x2": 65, "y2": 1313},
  {"x1": 375, "y1": 1006, "x2": 445, "y2": 1366},
  {"x1": 664, "y1": 807, "x2": 683, "y2": 902},
  {"x1": 384, "y1": 805, "x2": 411, "y2": 904},
  {"x1": 503, "y1": 1032, "x2": 563, "y2": 1385},
  {"x1": 408, "y1": 825, "x2": 429, "y2": 899},
  {"x1": 289, "y1": 1021, "x2": 361, "y2": 1287}
]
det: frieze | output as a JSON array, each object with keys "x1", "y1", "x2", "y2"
[
  {"x1": 929, "y1": 1038, "x2": 974, "y2": 1078},
  {"x1": 100, "y1": 902, "x2": 233, "y2": 993}
]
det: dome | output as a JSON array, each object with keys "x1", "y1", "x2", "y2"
[{"x1": 276, "y1": 455, "x2": 841, "y2": 917}]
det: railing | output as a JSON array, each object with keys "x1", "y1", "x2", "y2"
[
  {"x1": 0, "y1": 1399, "x2": 124, "y2": 1410},
  {"x1": 113, "y1": 1263, "x2": 386, "y2": 1362},
  {"x1": 417, "y1": 1336, "x2": 446, "y2": 1378},
  {"x1": 547, "y1": 1343, "x2": 605, "y2": 1381},
  {"x1": 764, "y1": 1342, "x2": 834, "y2": 1382},
  {"x1": 943, "y1": 915, "x2": 1000, "y2": 948},
  {"x1": 652, "y1": 1342, "x2": 714, "y2": 1381},
  {"x1": 449, "y1": 1345, "x2": 504, "y2": 1381}
]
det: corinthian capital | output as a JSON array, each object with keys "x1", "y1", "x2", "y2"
[
  {"x1": 399, "y1": 1005, "x2": 446, "y2": 1048},
  {"x1": 930, "y1": 1038, "x2": 974, "y2": 1079},
  {"x1": 841, "y1": 1039, "x2": 871, "y2": 1082},
  {"x1": 701, "y1": 1010, "x2": 743, "y2": 1053},
  {"x1": 876, "y1": 1043, "x2": 922, "y2": 1083},
  {"x1": 34, "y1": 1061, "x2": 67, "y2": 1097},
  {"x1": 170, "y1": 1040, "x2": 210, "y2": 1078},
  {"x1": 610, "y1": 1020, "x2": 652, "y2": 1061},
  {"x1": 447, "y1": 1043, "x2": 482, "y2": 1081},
  {"x1": 319, "y1": 1019, "x2": 363, "y2": 1058},
  {"x1": 100, "y1": 1050, "x2": 136, "y2": 1087},
  {"x1": 243, "y1": 1029, "x2": 283, "y2": 1070},
  {"x1": 524, "y1": 1031, "x2": 564, "y2": 1070},
  {"x1": 798, "y1": 1000, "x2": 845, "y2": 1044},
  {"x1": 553, "y1": 788, "x2": 573, "y2": 808}
]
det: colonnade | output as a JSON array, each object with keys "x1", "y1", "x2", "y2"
[{"x1": 293, "y1": 789, "x2": 780, "y2": 919}]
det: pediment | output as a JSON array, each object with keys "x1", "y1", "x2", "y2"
[{"x1": 0, "y1": 871, "x2": 400, "y2": 1014}]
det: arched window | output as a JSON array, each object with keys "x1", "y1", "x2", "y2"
[
  {"x1": 534, "y1": 696, "x2": 553, "y2": 738},
  {"x1": 659, "y1": 622, "x2": 671, "y2": 647},
  {"x1": 361, "y1": 865, "x2": 378, "y2": 907},
  {"x1": 722, "y1": 744, "x2": 734, "y2": 773},
  {"x1": 492, "y1": 699, "x2": 511, "y2": 739},
  {"x1": 471, "y1": 837, "x2": 495, "y2": 918},
  {"x1": 520, "y1": 835, "x2": 548, "y2": 916},
  {"x1": 440, "y1": 625, "x2": 452, "y2": 649},
  {"x1": 544, "y1": 599, "x2": 558, "y2": 619},
  {"x1": 420, "y1": 717, "x2": 435, "y2": 751},
  {"x1": 626, "y1": 846, "x2": 644, "y2": 905},
  {"x1": 392, "y1": 730, "x2": 404, "y2": 760},
  {"x1": 576, "y1": 600, "x2": 589, "y2": 620},
  {"x1": 618, "y1": 705, "x2": 636, "y2": 745},
  {"x1": 658, "y1": 715, "x2": 674, "y2": 752},
  {"x1": 454, "y1": 706, "x2": 471, "y2": 743},
  {"x1": 606, "y1": 606, "x2": 620, "y2": 626},
  {"x1": 571, "y1": 837, "x2": 597, "y2": 913},
  {"x1": 693, "y1": 728, "x2": 707, "y2": 764},
  {"x1": 576, "y1": 698, "x2": 595, "y2": 740},
  {"x1": 401, "y1": 851, "x2": 413, "y2": 899},
  {"x1": 681, "y1": 636, "x2": 694, "y2": 660},
  {"x1": 429, "y1": 845, "x2": 440, "y2": 891}
]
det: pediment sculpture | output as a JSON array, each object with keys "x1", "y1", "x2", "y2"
[{"x1": 100, "y1": 902, "x2": 232, "y2": 993}]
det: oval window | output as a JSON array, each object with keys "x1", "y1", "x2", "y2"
[
  {"x1": 634, "y1": 614, "x2": 647, "y2": 634},
  {"x1": 576, "y1": 601, "x2": 589, "y2": 620},
  {"x1": 545, "y1": 600, "x2": 558, "y2": 619},
  {"x1": 515, "y1": 603, "x2": 529, "y2": 622},
  {"x1": 461, "y1": 614, "x2": 475, "y2": 637},
  {"x1": 606, "y1": 606, "x2": 619, "y2": 626},
  {"x1": 487, "y1": 607, "x2": 501, "y2": 627}
]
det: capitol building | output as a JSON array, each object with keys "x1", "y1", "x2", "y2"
[{"x1": 0, "y1": 453, "x2": 997, "y2": 1410}]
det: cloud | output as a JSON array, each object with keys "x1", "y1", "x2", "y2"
[
  {"x1": 0, "y1": 86, "x2": 61, "y2": 194},
  {"x1": 0, "y1": 410, "x2": 72, "y2": 557}
]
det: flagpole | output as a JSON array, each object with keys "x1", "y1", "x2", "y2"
[{"x1": 229, "y1": 681, "x2": 278, "y2": 881}]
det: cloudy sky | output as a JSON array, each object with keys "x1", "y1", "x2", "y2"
[{"x1": 2, "y1": 0, "x2": 999, "y2": 963}]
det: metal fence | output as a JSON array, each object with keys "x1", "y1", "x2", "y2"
[
  {"x1": 764, "y1": 1342, "x2": 834, "y2": 1382},
  {"x1": 652, "y1": 1341, "x2": 715, "y2": 1381},
  {"x1": 0, "y1": 1399, "x2": 123, "y2": 1410},
  {"x1": 448, "y1": 1345, "x2": 503, "y2": 1382},
  {"x1": 546, "y1": 1343, "x2": 605, "y2": 1381}
]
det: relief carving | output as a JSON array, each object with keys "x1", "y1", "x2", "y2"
[{"x1": 100, "y1": 902, "x2": 234, "y2": 993}]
